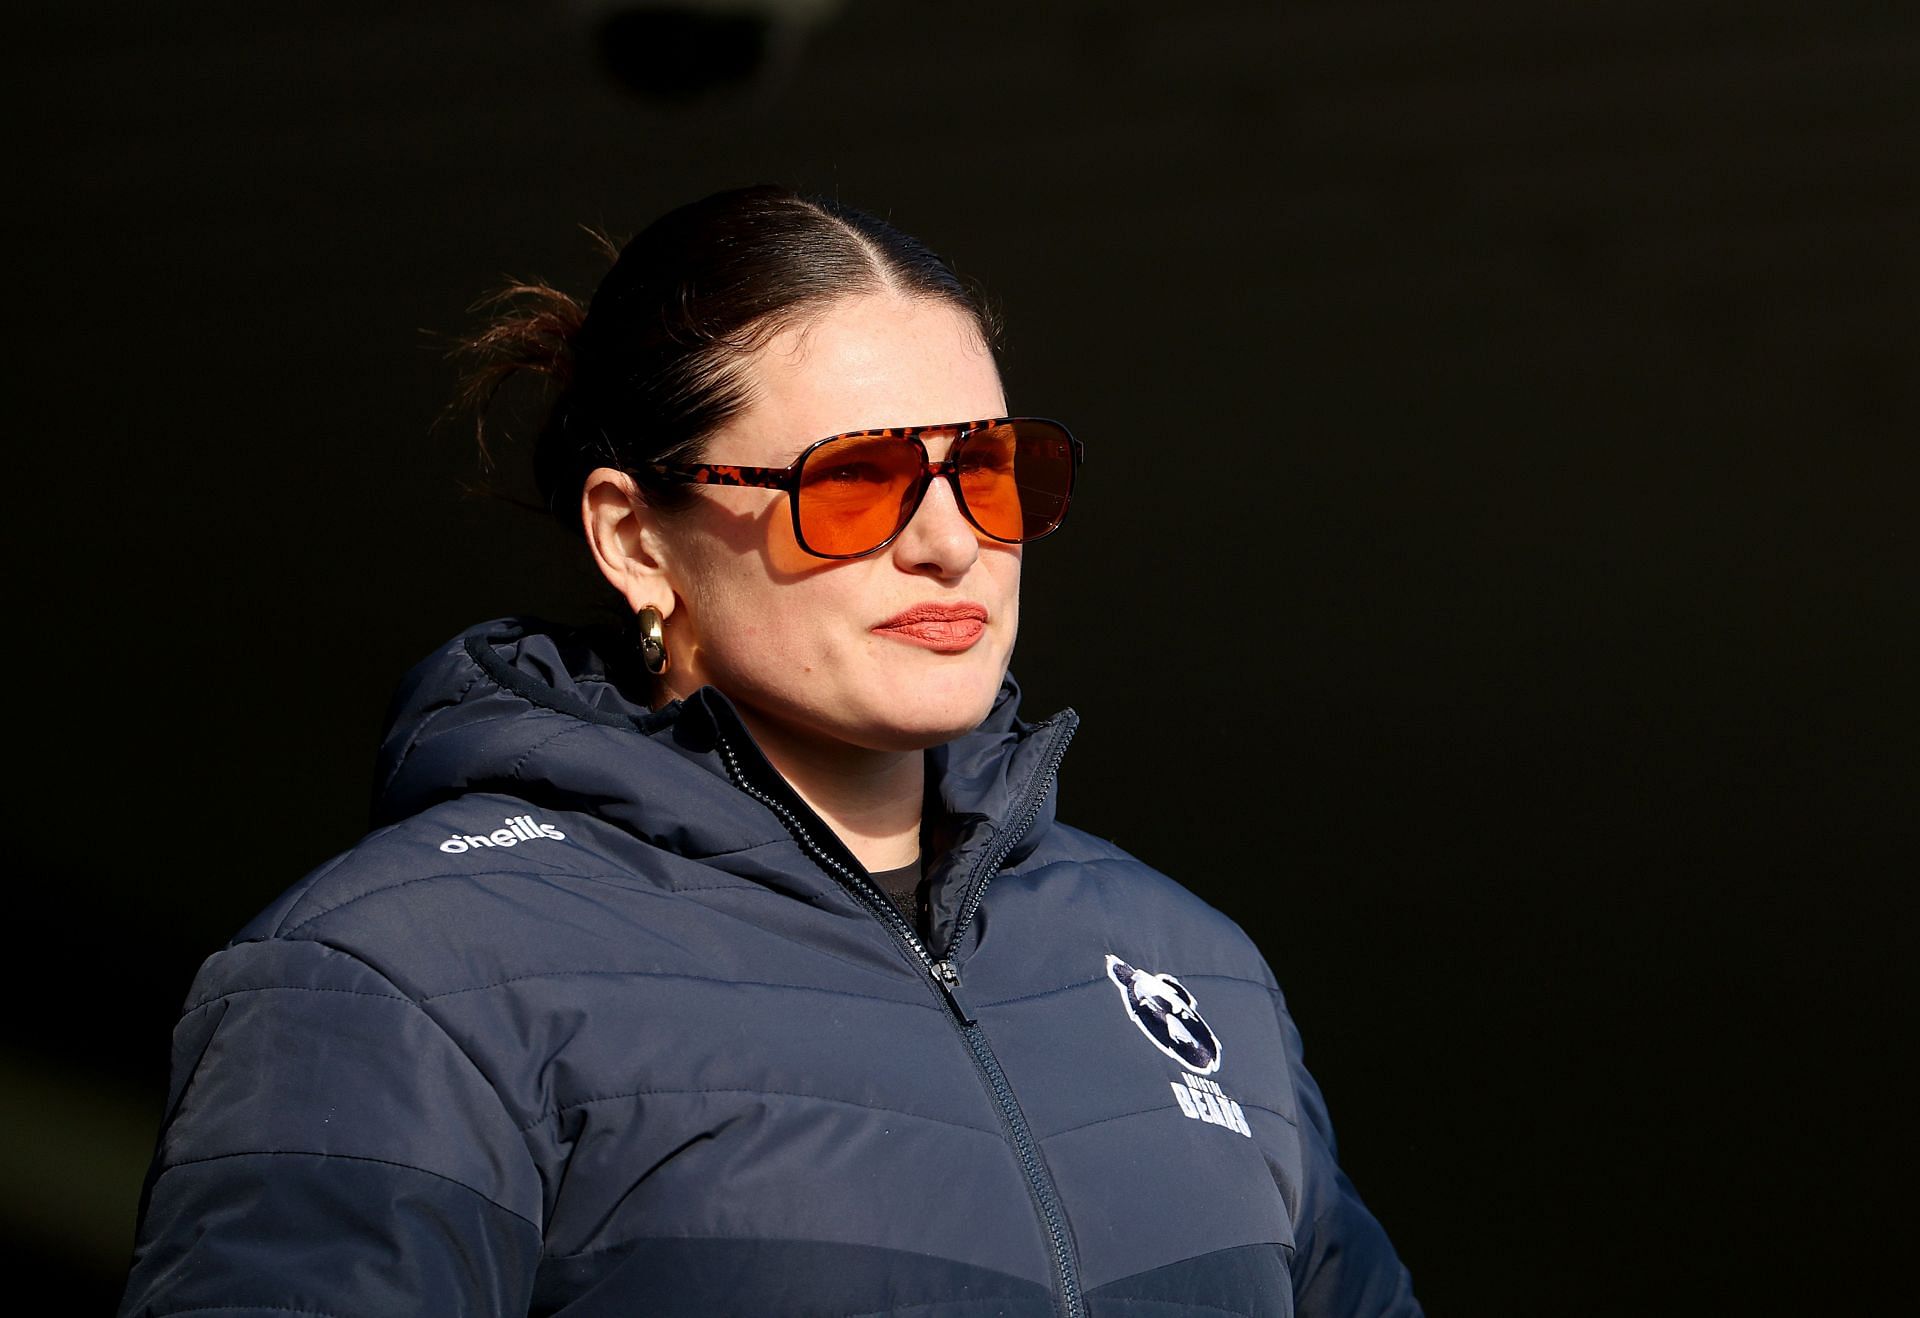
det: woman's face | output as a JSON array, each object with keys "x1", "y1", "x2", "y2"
[{"x1": 643, "y1": 292, "x2": 1019, "y2": 754}]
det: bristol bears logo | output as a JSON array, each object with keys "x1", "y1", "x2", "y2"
[{"x1": 1105, "y1": 954, "x2": 1222, "y2": 1075}]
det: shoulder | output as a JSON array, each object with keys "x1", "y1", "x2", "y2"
[
  {"x1": 221, "y1": 793, "x2": 728, "y2": 1001},
  {"x1": 1023, "y1": 820, "x2": 1279, "y2": 992},
  {"x1": 239, "y1": 800, "x2": 578, "y2": 932}
]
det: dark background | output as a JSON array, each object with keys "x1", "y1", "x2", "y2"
[{"x1": 9, "y1": 1, "x2": 1914, "y2": 1313}]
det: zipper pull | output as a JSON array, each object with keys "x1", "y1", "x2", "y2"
[{"x1": 931, "y1": 959, "x2": 975, "y2": 1025}]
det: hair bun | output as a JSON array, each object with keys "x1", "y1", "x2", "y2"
[{"x1": 450, "y1": 186, "x2": 997, "y2": 535}]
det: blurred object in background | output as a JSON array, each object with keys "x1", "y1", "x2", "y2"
[
  {"x1": 0, "y1": 1050, "x2": 155, "y2": 1304},
  {"x1": 575, "y1": 0, "x2": 847, "y2": 100}
]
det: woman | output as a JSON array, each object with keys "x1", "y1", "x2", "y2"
[{"x1": 120, "y1": 186, "x2": 1421, "y2": 1318}]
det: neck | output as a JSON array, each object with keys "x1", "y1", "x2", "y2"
[{"x1": 731, "y1": 707, "x2": 924, "y2": 874}]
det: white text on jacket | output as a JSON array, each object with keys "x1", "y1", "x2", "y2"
[
  {"x1": 439, "y1": 815, "x2": 567, "y2": 853},
  {"x1": 1171, "y1": 1073, "x2": 1251, "y2": 1137}
]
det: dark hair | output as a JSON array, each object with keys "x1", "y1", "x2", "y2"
[{"x1": 457, "y1": 185, "x2": 1001, "y2": 533}]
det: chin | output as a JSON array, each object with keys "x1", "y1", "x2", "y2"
[
  {"x1": 855, "y1": 664, "x2": 1006, "y2": 750},
  {"x1": 855, "y1": 699, "x2": 996, "y2": 752},
  {"x1": 860, "y1": 716, "x2": 986, "y2": 753}
]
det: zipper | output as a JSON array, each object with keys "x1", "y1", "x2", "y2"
[
  {"x1": 939, "y1": 717, "x2": 1077, "y2": 964},
  {"x1": 715, "y1": 735, "x2": 935, "y2": 968},
  {"x1": 715, "y1": 724, "x2": 1084, "y2": 1318}
]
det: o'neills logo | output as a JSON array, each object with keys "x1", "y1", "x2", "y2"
[{"x1": 438, "y1": 815, "x2": 566, "y2": 854}]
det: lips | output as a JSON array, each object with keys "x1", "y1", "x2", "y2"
[{"x1": 872, "y1": 602, "x2": 990, "y2": 652}]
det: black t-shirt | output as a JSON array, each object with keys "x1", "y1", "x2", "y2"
[{"x1": 870, "y1": 858, "x2": 923, "y2": 931}]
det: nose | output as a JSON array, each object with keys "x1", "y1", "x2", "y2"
[{"x1": 890, "y1": 472, "x2": 980, "y2": 577}]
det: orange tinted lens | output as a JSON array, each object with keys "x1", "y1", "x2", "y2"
[
  {"x1": 955, "y1": 424, "x2": 1024, "y2": 540},
  {"x1": 796, "y1": 435, "x2": 922, "y2": 555},
  {"x1": 959, "y1": 421, "x2": 1074, "y2": 541}
]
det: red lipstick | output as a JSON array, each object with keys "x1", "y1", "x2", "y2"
[{"x1": 872, "y1": 602, "x2": 989, "y2": 653}]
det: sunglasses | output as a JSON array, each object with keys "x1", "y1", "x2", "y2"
[{"x1": 649, "y1": 416, "x2": 1084, "y2": 560}]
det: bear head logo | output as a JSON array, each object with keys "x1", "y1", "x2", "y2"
[{"x1": 1105, "y1": 953, "x2": 1222, "y2": 1074}]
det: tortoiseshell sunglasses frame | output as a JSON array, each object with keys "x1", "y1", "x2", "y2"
[{"x1": 648, "y1": 416, "x2": 1083, "y2": 560}]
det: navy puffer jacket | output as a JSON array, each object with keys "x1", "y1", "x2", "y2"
[{"x1": 120, "y1": 618, "x2": 1421, "y2": 1318}]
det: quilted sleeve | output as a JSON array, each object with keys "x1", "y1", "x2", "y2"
[
  {"x1": 118, "y1": 937, "x2": 544, "y2": 1318},
  {"x1": 1278, "y1": 995, "x2": 1424, "y2": 1318}
]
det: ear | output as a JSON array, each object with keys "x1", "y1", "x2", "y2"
[{"x1": 581, "y1": 466, "x2": 678, "y2": 619}]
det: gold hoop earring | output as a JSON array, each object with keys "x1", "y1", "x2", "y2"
[{"x1": 636, "y1": 604, "x2": 669, "y2": 677}]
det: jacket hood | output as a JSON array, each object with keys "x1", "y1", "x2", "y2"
[{"x1": 372, "y1": 618, "x2": 1077, "y2": 898}]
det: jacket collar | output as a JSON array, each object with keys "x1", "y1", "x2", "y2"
[{"x1": 374, "y1": 618, "x2": 1077, "y2": 913}]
